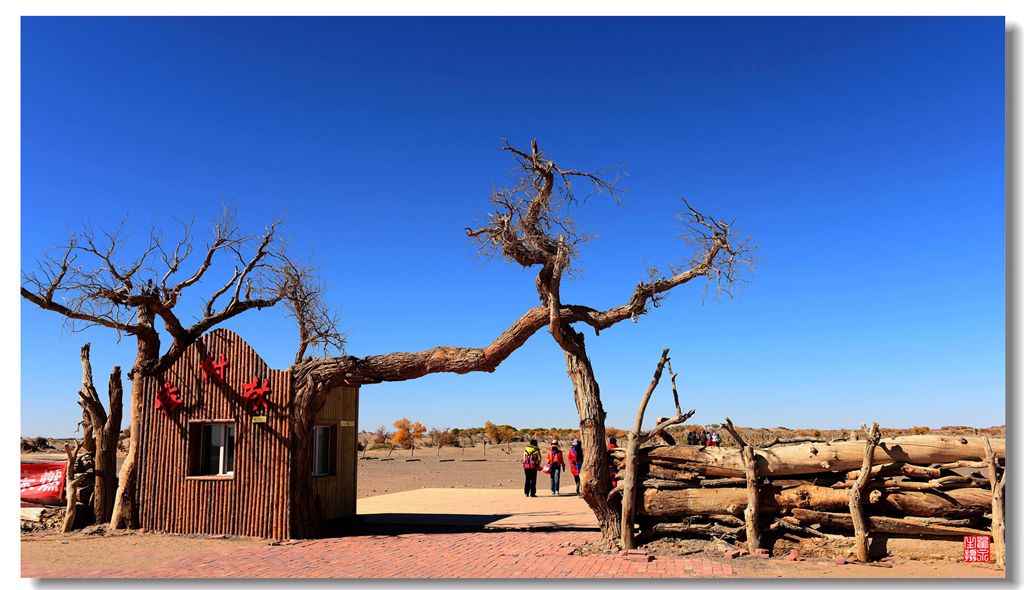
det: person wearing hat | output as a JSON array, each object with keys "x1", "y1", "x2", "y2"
[
  {"x1": 545, "y1": 440, "x2": 567, "y2": 495},
  {"x1": 568, "y1": 438, "x2": 584, "y2": 495}
]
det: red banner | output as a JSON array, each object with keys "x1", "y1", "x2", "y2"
[{"x1": 21, "y1": 462, "x2": 66, "y2": 504}]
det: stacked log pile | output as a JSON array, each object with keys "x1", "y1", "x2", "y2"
[
  {"x1": 611, "y1": 432, "x2": 1006, "y2": 563},
  {"x1": 612, "y1": 348, "x2": 1006, "y2": 565}
]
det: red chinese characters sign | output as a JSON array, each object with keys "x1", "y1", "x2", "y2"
[
  {"x1": 156, "y1": 382, "x2": 183, "y2": 415},
  {"x1": 21, "y1": 462, "x2": 66, "y2": 504},
  {"x1": 963, "y1": 535, "x2": 991, "y2": 562},
  {"x1": 201, "y1": 354, "x2": 228, "y2": 383},
  {"x1": 241, "y1": 377, "x2": 271, "y2": 413}
]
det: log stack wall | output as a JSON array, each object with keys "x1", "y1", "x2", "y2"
[{"x1": 612, "y1": 434, "x2": 1006, "y2": 560}]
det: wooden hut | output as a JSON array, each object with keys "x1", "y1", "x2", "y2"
[{"x1": 135, "y1": 328, "x2": 358, "y2": 539}]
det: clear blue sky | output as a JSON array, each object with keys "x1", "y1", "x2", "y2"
[{"x1": 21, "y1": 17, "x2": 1005, "y2": 437}]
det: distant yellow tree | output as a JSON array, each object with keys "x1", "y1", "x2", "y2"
[
  {"x1": 392, "y1": 418, "x2": 413, "y2": 449},
  {"x1": 410, "y1": 421, "x2": 427, "y2": 447}
]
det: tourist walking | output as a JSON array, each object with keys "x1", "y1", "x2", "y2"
[
  {"x1": 568, "y1": 438, "x2": 583, "y2": 495},
  {"x1": 522, "y1": 439, "x2": 541, "y2": 497},
  {"x1": 711, "y1": 431, "x2": 720, "y2": 447},
  {"x1": 607, "y1": 437, "x2": 619, "y2": 487},
  {"x1": 546, "y1": 441, "x2": 566, "y2": 495}
]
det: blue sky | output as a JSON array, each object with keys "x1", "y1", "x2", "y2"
[{"x1": 21, "y1": 17, "x2": 1005, "y2": 437}]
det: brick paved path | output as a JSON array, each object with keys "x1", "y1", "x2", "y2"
[{"x1": 27, "y1": 530, "x2": 734, "y2": 578}]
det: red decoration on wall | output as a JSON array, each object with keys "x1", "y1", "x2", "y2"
[
  {"x1": 241, "y1": 377, "x2": 271, "y2": 413},
  {"x1": 156, "y1": 382, "x2": 183, "y2": 415},
  {"x1": 201, "y1": 353, "x2": 229, "y2": 383}
]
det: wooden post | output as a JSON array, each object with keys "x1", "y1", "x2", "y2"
[
  {"x1": 724, "y1": 417, "x2": 760, "y2": 553},
  {"x1": 619, "y1": 350, "x2": 695, "y2": 550},
  {"x1": 61, "y1": 442, "x2": 85, "y2": 533},
  {"x1": 621, "y1": 348, "x2": 670, "y2": 550},
  {"x1": 984, "y1": 437, "x2": 1006, "y2": 567},
  {"x1": 849, "y1": 422, "x2": 880, "y2": 562}
]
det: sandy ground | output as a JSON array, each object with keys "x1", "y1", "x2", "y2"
[
  {"x1": 356, "y1": 442, "x2": 562, "y2": 498},
  {"x1": 357, "y1": 488, "x2": 596, "y2": 529}
]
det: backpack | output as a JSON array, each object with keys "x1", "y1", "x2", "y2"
[{"x1": 522, "y1": 448, "x2": 539, "y2": 470}]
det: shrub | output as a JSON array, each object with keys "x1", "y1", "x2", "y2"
[
  {"x1": 429, "y1": 428, "x2": 459, "y2": 448},
  {"x1": 484, "y1": 420, "x2": 517, "y2": 444},
  {"x1": 372, "y1": 426, "x2": 391, "y2": 444},
  {"x1": 911, "y1": 426, "x2": 930, "y2": 435},
  {"x1": 606, "y1": 426, "x2": 627, "y2": 441}
]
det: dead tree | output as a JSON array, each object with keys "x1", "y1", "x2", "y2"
[
  {"x1": 76, "y1": 343, "x2": 123, "y2": 523},
  {"x1": 22, "y1": 208, "x2": 306, "y2": 529},
  {"x1": 849, "y1": 422, "x2": 880, "y2": 562},
  {"x1": 280, "y1": 141, "x2": 753, "y2": 539},
  {"x1": 983, "y1": 437, "x2": 1006, "y2": 567},
  {"x1": 61, "y1": 442, "x2": 87, "y2": 533},
  {"x1": 723, "y1": 418, "x2": 761, "y2": 552},
  {"x1": 620, "y1": 348, "x2": 694, "y2": 549},
  {"x1": 463, "y1": 139, "x2": 754, "y2": 540}
]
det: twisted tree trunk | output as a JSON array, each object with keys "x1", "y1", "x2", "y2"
[
  {"x1": 289, "y1": 376, "x2": 327, "y2": 538},
  {"x1": 61, "y1": 442, "x2": 85, "y2": 533},
  {"x1": 557, "y1": 326, "x2": 620, "y2": 541},
  {"x1": 77, "y1": 344, "x2": 123, "y2": 524},
  {"x1": 850, "y1": 422, "x2": 880, "y2": 562},
  {"x1": 111, "y1": 309, "x2": 159, "y2": 530}
]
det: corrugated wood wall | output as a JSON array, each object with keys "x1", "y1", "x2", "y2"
[
  {"x1": 137, "y1": 328, "x2": 293, "y2": 539},
  {"x1": 312, "y1": 385, "x2": 359, "y2": 521}
]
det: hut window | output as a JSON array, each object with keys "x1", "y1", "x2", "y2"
[
  {"x1": 312, "y1": 425, "x2": 336, "y2": 477},
  {"x1": 191, "y1": 423, "x2": 235, "y2": 477}
]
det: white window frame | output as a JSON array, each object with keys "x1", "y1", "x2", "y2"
[
  {"x1": 312, "y1": 425, "x2": 331, "y2": 477},
  {"x1": 198, "y1": 423, "x2": 235, "y2": 477}
]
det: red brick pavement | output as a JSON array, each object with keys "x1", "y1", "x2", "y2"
[{"x1": 25, "y1": 530, "x2": 734, "y2": 579}]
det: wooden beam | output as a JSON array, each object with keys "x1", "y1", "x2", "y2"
[{"x1": 790, "y1": 508, "x2": 990, "y2": 537}]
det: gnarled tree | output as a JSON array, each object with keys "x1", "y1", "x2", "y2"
[
  {"x1": 289, "y1": 140, "x2": 754, "y2": 540},
  {"x1": 22, "y1": 209, "x2": 303, "y2": 529}
]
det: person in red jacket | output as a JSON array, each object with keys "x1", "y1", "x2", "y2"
[
  {"x1": 546, "y1": 441, "x2": 567, "y2": 495},
  {"x1": 607, "y1": 437, "x2": 619, "y2": 487},
  {"x1": 568, "y1": 438, "x2": 584, "y2": 495}
]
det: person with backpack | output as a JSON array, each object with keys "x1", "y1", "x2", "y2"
[
  {"x1": 522, "y1": 439, "x2": 542, "y2": 497},
  {"x1": 546, "y1": 441, "x2": 567, "y2": 495},
  {"x1": 711, "y1": 431, "x2": 720, "y2": 447},
  {"x1": 568, "y1": 438, "x2": 584, "y2": 495}
]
